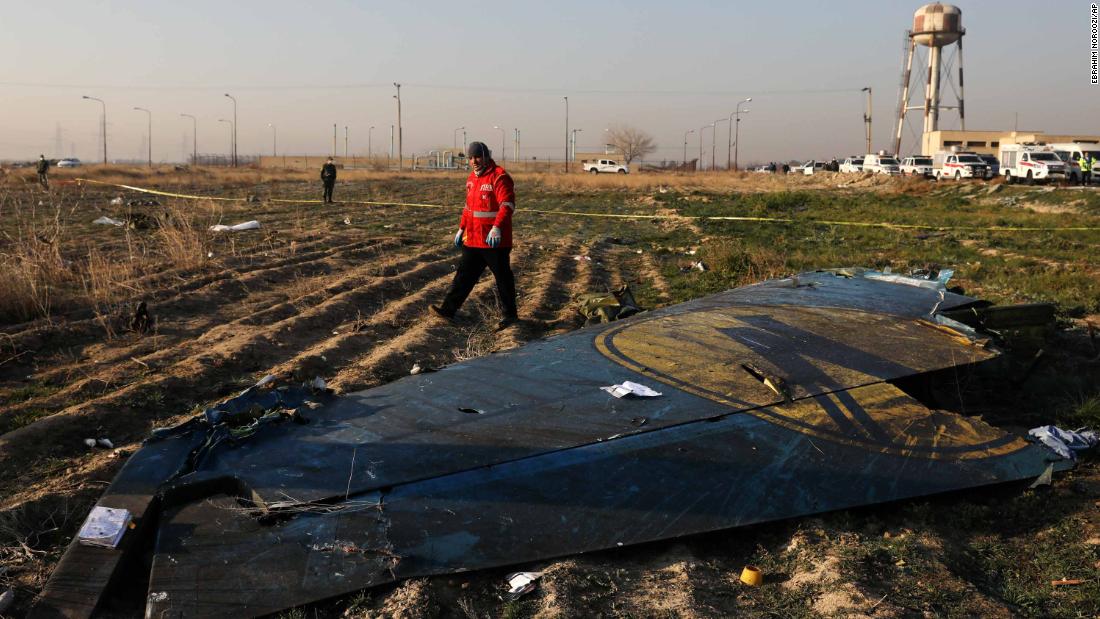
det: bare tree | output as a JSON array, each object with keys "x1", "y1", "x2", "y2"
[{"x1": 606, "y1": 125, "x2": 656, "y2": 165}]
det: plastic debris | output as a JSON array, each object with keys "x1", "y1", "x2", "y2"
[
  {"x1": 504, "y1": 571, "x2": 543, "y2": 599},
  {"x1": 410, "y1": 363, "x2": 423, "y2": 375},
  {"x1": 601, "y1": 381, "x2": 663, "y2": 399},
  {"x1": 209, "y1": 220, "x2": 261, "y2": 232},
  {"x1": 83, "y1": 438, "x2": 97, "y2": 448},
  {"x1": 97, "y1": 438, "x2": 114, "y2": 449},
  {"x1": 77, "y1": 506, "x2": 132, "y2": 548},
  {"x1": 109, "y1": 196, "x2": 123, "y2": 205},
  {"x1": 575, "y1": 285, "x2": 642, "y2": 325},
  {"x1": 739, "y1": 565, "x2": 763, "y2": 586},
  {"x1": 93, "y1": 216, "x2": 126, "y2": 226},
  {"x1": 310, "y1": 377, "x2": 327, "y2": 391},
  {"x1": 573, "y1": 255, "x2": 592, "y2": 262},
  {"x1": 343, "y1": 216, "x2": 352, "y2": 225},
  {"x1": 1027, "y1": 425, "x2": 1099, "y2": 460}
]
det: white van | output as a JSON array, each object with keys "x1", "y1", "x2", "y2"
[
  {"x1": 862, "y1": 153, "x2": 901, "y2": 175},
  {"x1": 1048, "y1": 142, "x2": 1100, "y2": 183}
]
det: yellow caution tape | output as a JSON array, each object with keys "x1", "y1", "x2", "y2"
[{"x1": 75, "y1": 178, "x2": 1100, "y2": 233}]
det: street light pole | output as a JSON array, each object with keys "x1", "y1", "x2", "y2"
[
  {"x1": 712, "y1": 119, "x2": 728, "y2": 172},
  {"x1": 513, "y1": 128, "x2": 519, "y2": 162},
  {"x1": 133, "y1": 107, "x2": 152, "y2": 167},
  {"x1": 180, "y1": 114, "x2": 197, "y2": 166},
  {"x1": 333, "y1": 123, "x2": 337, "y2": 158},
  {"x1": 344, "y1": 126, "x2": 349, "y2": 160},
  {"x1": 267, "y1": 123, "x2": 277, "y2": 157},
  {"x1": 82, "y1": 96, "x2": 107, "y2": 164},
  {"x1": 493, "y1": 126, "x2": 505, "y2": 161},
  {"x1": 453, "y1": 126, "x2": 465, "y2": 151},
  {"x1": 563, "y1": 96, "x2": 569, "y2": 173},
  {"x1": 218, "y1": 119, "x2": 233, "y2": 165},
  {"x1": 733, "y1": 98, "x2": 752, "y2": 171},
  {"x1": 571, "y1": 128, "x2": 583, "y2": 163},
  {"x1": 699, "y1": 124, "x2": 712, "y2": 172},
  {"x1": 683, "y1": 129, "x2": 694, "y2": 166},
  {"x1": 861, "y1": 87, "x2": 872, "y2": 154},
  {"x1": 393, "y1": 82, "x2": 402, "y2": 170},
  {"x1": 223, "y1": 93, "x2": 237, "y2": 167}
]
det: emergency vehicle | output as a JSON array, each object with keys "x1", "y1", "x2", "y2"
[
  {"x1": 931, "y1": 151, "x2": 989, "y2": 180},
  {"x1": 998, "y1": 144, "x2": 1068, "y2": 184},
  {"x1": 862, "y1": 153, "x2": 901, "y2": 175},
  {"x1": 1048, "y1": 142, "x2": 1100, "y2": 184}
]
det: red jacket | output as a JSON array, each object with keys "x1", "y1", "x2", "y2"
[{"x1": 460, "y1": 162, "x2": 514, "y2": 249}]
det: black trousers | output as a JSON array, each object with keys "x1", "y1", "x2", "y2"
[
  {"x1": 323, "y1": 180, "x2": 335, "y2": 202},
  {"x1": 38, "y1": 173, "x2": 48, "y2": 189},
  {"x1": 439, "y1": 246, "x2": 517, "y2": 319}
]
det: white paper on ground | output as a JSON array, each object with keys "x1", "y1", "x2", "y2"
[
  {"x1": 77, "y1": 506, "x2": 132, "y2": 548},
  {"x1": 93, "y1": 216, "x2": 125, "y2": 226},
  {"x1": 210, "y1": 220, "x2": 261, "y2": 232},
  {"x1": 601, "y1": 380, "x2": 663, "y2": 398}
]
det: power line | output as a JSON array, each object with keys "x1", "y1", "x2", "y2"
[{"x1": 0, "y1": 80, "x2": 862, "y2": 97}]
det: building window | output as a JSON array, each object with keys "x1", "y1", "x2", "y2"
[
  {"x1": 964, "y1": 141, "x2": 987, "y2": 148},
  {"x1": 990, "y1": 141, "x2": 999, "y2": 148},
  {"x1": 944, "y1": 141, "x2": 963, "y2": 147}
]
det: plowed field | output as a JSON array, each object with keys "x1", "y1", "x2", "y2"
[{"x1": 1, "y1": 168, "x2": 1098, "y2": 617}]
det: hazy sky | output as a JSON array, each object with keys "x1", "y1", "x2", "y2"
[{"x1": 2, "y1": 0, "x2": 1095, "y2": 165}]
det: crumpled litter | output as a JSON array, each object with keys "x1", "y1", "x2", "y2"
[
  {"x1": 210, "y1": 220, "x2": 261, "y2": 232},
  {"x1": 1027, "y1": 425, "x2": 1099, "y2": 460},
  {"x1": 93, "y1": 216, "x2": 126, "y2": 226},
  {"x1": 601, "y1": 380, "x2": 663, "y2": 398},
  {"x1": 505, "y1": 571, "x2": 543, "y2": 599}
]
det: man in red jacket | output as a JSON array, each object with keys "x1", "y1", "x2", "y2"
[{"x1": 430, "y1": 141, "x2": 518, "y2": 331}]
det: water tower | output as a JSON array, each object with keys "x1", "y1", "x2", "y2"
[{"x1": 892, "y1": 3, "x2": 965, "y2": 154}]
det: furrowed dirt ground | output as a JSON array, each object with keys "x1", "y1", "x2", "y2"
[{"x1": 1, "y1": 166, "x2": 1099, "y2": 618}]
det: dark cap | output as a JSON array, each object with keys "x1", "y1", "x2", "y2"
[{"x1": 466, "y1": 141, "x2": 491, "y2": 159}]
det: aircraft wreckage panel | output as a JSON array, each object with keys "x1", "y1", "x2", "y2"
[
  {"x1": 197, "y1": 304, "x2": 993, "y2": 506},
  {"x1": 145, "y1": 382, "x2": 1049, "y2": 617},
  {"x1": 32, "y1": 272, "x2": 1059, "y2": 618}
]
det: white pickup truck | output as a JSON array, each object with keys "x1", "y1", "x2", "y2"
[
  {"x1": 999, "y1": 145, "x2": 1068, "y2": 184},
  {"x1": 932, "y1": 151, "x2": 989, "y2": 180},
  {"x1": 583, "y1": 159, "x2": 629, "y2": 174}
]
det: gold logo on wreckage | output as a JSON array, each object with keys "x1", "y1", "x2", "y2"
[{"x1": 593, "y1": 304, "x2": 1028, "y2": 460}]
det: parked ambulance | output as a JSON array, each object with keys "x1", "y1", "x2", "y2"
[
  {"x1": 998, "y1": 144, "x2": 1068, "y2": 184},
  {"x1": 931, "y1": 151, "x2": 989, "y2": 180}
]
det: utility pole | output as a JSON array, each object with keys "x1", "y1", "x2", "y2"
[
  {"x1": 82, "y1": 96, "x2": 107, "y2": 164},
  {"x1": 493, "y1": 125, "x2": 506, "y2": 161},
  {"x1": 683, "y1": 129, "x2": 694, "y2": 167},
  {"x1": 453, "y1": 126, "x2": 465, "y2": 151},
  {"x1": 368, "y1": 126, "x2": 374, "y2": 159},
  {"x1": 571, "y1": 128, "x2": 583, "y2": 163},
  {"x1": 513, "y1": 128, "x2": 519, "y2": 162},
  {"x1": 563, "y1": 96, "x2": 572, "y2": 174},
  {"x1": 267, "y1": 123, "x2": 277, "y2": 157},
  {"x1": 344, "y1": 126, "x2": 349, "y2": 160},
  {"x1": 393, "y1": 83, "x2": 402, "y2": 170},
  {"x1": 862, "y1": 87, "x2": 873, "y2": 153},
  {"x1": 389, "y1": 125, "x2": 394, "y2": 160},
  {"x1": 181, "y1": 114, "x2": 197, "y2": 166},
  {"x1": 333, "y1": 124, "x2": 337, "y2": 157}
]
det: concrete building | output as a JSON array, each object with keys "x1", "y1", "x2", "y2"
[{"x1": 922, "y1": 130, "x2": 1100, "y2": 156}]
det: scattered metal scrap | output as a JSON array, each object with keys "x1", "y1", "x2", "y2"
[{"x1": 33, "y1": 269, "x2": 1075, "y2": 618}]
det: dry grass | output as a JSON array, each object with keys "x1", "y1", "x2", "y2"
[{"x1": 700, "y1": 237, "x2": 789, "y2": 286}]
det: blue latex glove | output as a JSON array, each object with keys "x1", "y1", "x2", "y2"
[
  {"x1": 453, "y1": 228, "x2": 464, "y2": 248},
  {"x1": 486, "y1": 226, "x2": 501, "y2": 248}
]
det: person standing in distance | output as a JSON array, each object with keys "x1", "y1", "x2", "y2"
[
  {"x1": 430, "y1": 141, "x2": 519, "y2": 331},
  {"x1": 320, "y1": 157, "x2": 337, "y2": 203},
  {"x1": 36, "y1": 155, "x2": 49, "y2": 190}
]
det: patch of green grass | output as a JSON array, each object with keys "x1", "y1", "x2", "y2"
[
  {"x1": 0, "y1": 407, "x2": 52, "y2": 434},
  {"x1": 3, "y1": 382, "x2": 60, "y2": 404}
]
